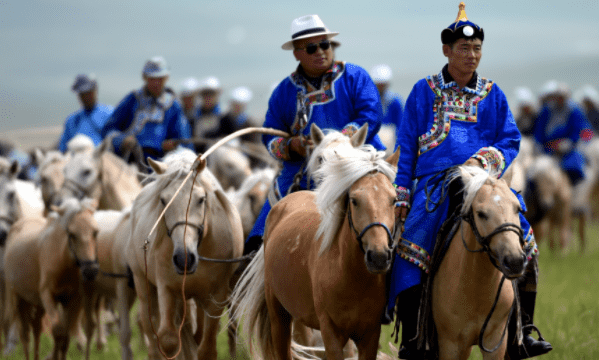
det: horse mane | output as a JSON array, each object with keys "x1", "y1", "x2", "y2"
[
  {"x1": 449, "y1": 165, "x2": 500, "y2": 216},
  {"x1": 48, "y1": 197, "x2": 96, "y2": 230},
  {"x1": 314, "y1": 146, "x2": 396, "y2": 255},
  {"x1": 232, "y1": 167, "x2": 276, "y2": 200}
]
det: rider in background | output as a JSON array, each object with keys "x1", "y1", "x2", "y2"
[
  {"x1": 59, "y1": 74, "x2": 114, "y2": 153},
  {"x1": 191, "y1": 76, "x2": 223, "y2": 153},
  {"x1": 101, "y1": 56, "x2": 191, "y2": 164},
  {"x1": 179, "y1": 77, "x2": 201, "y2": 124},
  {"x1": 370, "y1": 64, "x2": 404, "y2": 128},
  {"x1": 243, "y1": 14, "x2": 385, "y2": 255},
  {"x1": 533, "y1": 82, "x2": 593, "y2": 186},
  {"x1": 513, "y1": 86, "x2": 537, "y2": 137},
  {"x1": 388, "y1": 3, "x2": 552, "y2": 358},
  {"x1": 574, "y1": 85, "x2": 599, "y2": 135}
]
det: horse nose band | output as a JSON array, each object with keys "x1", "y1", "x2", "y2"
[{"x1": 346, "y1": 197, "x2": 394, "y2": 253}]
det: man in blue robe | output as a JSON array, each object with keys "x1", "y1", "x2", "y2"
[
  {"x1": 388, "y1": 3, "x2": 552, "y2": 359},
  {"x1": 101, "y1": 56, "x2": 191, "y2": 165},
  {"x1": 59, "y1": 74, "x2": 113, "y2": 153},
  {"x1": 243, "y1": 14, "x2": 385, "y2": 255},
  {"x1": 533, "y1": 83, "x2": 593, "y2": 186}
]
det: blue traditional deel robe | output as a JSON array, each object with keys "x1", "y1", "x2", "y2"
[
  {"x1": 101, "y1": 87, "x2": 191, "y2": 160},
  {"x1": 533, "y1": 101, "x2": 593, "y2": 185},
  {"x1": 388, "y1": 65, "x2": 538, "y2": 314},
  {"x1": 380, "y1": 90, "x2": 404, "y2": 126},
  {"x1": 59, "y1": 104, "x2": 114, "y2": 152},
  {"x1": 247, "y1": 61, "x2": 385, "y2": 243}
]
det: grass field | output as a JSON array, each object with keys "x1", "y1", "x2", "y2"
[{"x1": 3, "y1": 220, "x2": 598, "y2": 359}]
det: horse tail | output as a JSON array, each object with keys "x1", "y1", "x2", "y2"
[{"x1": 229, "y1": 245, "x2": 273, "y2": 359}]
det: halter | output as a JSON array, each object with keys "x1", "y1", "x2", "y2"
[
  {"x1": 67, "y1": 232, "x2": 99, "y2": 269},
  {"x1": 62, "y1": 177, "x2": 99, "y2": 201},
  {"x1": 346, "y1": 196, "x2": 394, "y2": 253}
]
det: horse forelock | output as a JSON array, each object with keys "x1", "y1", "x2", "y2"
[
  {"x1": 39, "y1": 151, "x2": 66, "y2": 170},
  {"x1": 455, "y1": 165, "x2": 501, "y2": 215},
  {"x1": 314, "y1": 147, "x2": 396, "y2": 255}
]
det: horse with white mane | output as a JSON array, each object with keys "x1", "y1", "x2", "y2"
[
  {"x1": 232, "y1": 145, "x2": 400, "y2": 360},
  {"x1": 125, "y1": 148, "x2": 244, "y2": 360}
]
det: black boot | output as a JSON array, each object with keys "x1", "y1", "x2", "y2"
[
  {"x1": 509, "y1": 291, "x2": 553, "y2": 359},
  {"x1": 397, "y1": 285, "x2": 424, "y2": 359}
]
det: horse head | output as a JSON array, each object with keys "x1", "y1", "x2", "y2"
[
  {"x1": 314, "y1": 145, "x2": 399, "y2": 274},
  {"x1": 55, "y1": 142, "x2": 106, "y2": 206},
  {"x1": 523, "y1": 155, "x2": 563, "y2": 226},
  {"x1": 51, "y1": 197, "x2": 100, "y2": 281},
  {"x1": 0, "y1": 158, "x2": 22, "y2": 246},
  {"x1": 459, "y1": 165, "x2": 527, "y2": 279},
  {"x1": 148, "y1": 153, "x2": 209, "y2": 275},
  {"x1": 34, "y1": 149, "x2": 69, "y2": 213}
]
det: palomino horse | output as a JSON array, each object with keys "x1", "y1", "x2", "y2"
[
  {"x1": 524, "y1": 155, "x2": 572, "y2": 251},
  {"x1": 3, "y1": 197, "x2": 99, "y2": 360},
  {"x1": 431, "y1": 166, "x2": 528, "y2": 360},
  {"x1": 56, "y1": 141, "x2": 142, "y2": 210},
  {"x1": 125, "y1": 148, "x2": 244, "y2": 360},
  {"x1": 207, "y1": 144, "x2": 252, "y2": 191},
  {"x1": 228, "y1": 167, "x2": 277, "y2": 239},
  {"x1": 232, "y1": 146, "x2": 400, "y2": 360},
  {"x1": 33, "y1": 150, "x2": 69, "y2": 215},
  {"x1": 0, "y1": 158, "x2": 43, "y2": 354}
]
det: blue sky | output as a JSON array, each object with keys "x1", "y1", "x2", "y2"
[{"x1": 1, "y1": 0, "x2": 598, "y2": 133}]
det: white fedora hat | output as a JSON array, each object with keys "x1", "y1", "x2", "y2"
[{"x1": 281, "y1": 14, "x2": 339, "y2": 50}]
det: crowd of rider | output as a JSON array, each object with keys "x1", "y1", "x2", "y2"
[{"x1": 5, "y1": 3, "x2": 599, "y2": 359}]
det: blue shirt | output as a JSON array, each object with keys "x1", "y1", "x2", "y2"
[
  {"x1": 380, "y1": 90, "x2": 404, "y2": 126},
  {"x1": 59, "y1": 104, "x2": 114, "y2": 152},
  {"x1": 101, "y1": 88, "x2": 191, "y2": 160}
]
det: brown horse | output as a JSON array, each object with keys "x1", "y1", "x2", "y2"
[
  {"x1": 432, "y1": 166, "x2": 528, "y2": 360},
  {"x1": 232, "y1": 145, "x2": 400, "y2": 360},
  {"x1": 3, "y1": 197, "x2": 99, "y2": 360},
  {"x1": 125, "y1": 148, "x2": 244, "y2": 360}
]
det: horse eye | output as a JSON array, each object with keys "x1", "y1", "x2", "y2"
[
  {"x1": 160, "y1": 198, "x2": 166, "y2": 206},
  {"x1": 350, "y1": 198, "x2": 357, "y2": 206},
  {"x1": 93, "y1": 230, "x2": 99, "y2": 238},
  {"x1": 198, "y1": 197, "x2": 205, "y2": 205},
  {"x1": 477, "y1": 211, "x2": 488, "y2": 220},
  {"x1": 40, "y1": 177, "x2": 48, "y2": 185},
  {"x1": 82, "y1": 169, "x2": 92, "y2": 178},
  {"x1": 7, "y1": 191, "x2": 15, "y2": 203},
  {"x1": 317, "y1": 155, "x2": 324, "y2": 165}
]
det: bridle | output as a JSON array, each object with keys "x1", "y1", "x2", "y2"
[
  {"x1": 460, "y1": 209, "x2": 530, "y2": 353},
  {"x1": 345, "y1": 195, "x2": 394, "y2": 254}
]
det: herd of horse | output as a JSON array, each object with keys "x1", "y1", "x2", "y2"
[{"x1": 0, "y1": 127, "x2": 595, "y2": 359}]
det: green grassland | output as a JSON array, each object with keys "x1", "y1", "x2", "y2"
[{"x1": 3, "y1": 221, "x2": 598, "y2": 359}]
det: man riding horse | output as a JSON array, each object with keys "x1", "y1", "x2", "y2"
[
  {"x1": 243, "y1": 14, "x2": 386, "y2": 255},
  {"x1": 387, "y1": 3, "x2": 552, "y2": 359}
]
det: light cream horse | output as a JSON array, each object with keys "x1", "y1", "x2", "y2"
[
  {"x1": 431, "y1": 166, "x2": 528, "y2": 360},
  {"x1": 33, "y1": 150, "x2": 69, "y2": 216},
  {"x1": 232, "y1": 145, "x2": 399, "y2": 360},
  {"x1": 207, "y1": 144, "x2": 252, "y2": 191},
  {"x1": 3, "y1": 197, "x2": 99, "y2": 360},
  {"x1": 0, "y1": 158, "x2": 44, "y2": 354},
  {"x1": 56, "y1": 141, "x2": 142, "y2": 211},
  {"x1": 126, "y1": 148, "x2": 244, "y2": 360}
]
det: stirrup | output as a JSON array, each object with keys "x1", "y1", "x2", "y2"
[{"x1": 518, "y1": 324, "x2": 553, "y2": 359}]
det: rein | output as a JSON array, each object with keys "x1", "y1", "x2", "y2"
[{"x1": 345, "y1": 195, "x2": 394, "y2": 253}]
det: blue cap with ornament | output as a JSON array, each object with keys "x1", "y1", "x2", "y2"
[{"x1": 441, "y1": 2, "x2": 484, "y2": 45}]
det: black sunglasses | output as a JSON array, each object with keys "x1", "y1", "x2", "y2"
[{"x1": 295, "y1": 40, "x2": 331, "y2": 55}]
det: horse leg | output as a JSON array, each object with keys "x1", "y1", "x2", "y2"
[
  {"x1": 577, "y1": 213, "x2": 586, "y2": 253},
  {"x1": 354, "y1": 327, "x2": 381, "y2": 360},
  {"x1": 196, "y1": 298, "x2": 224, "y2": 360},
  {"x1": 132, "y1": 276, "x2": 161, "y2": 360},
  {"x1": 32, "y1": 308, "x2": 44, "y2": 360},
  {"x1": 317, "y1": 315, "x2": 346, "y2": 360},
  {"x1": 227, "y1": 302, "x2": 238, "y2": 359},
  {"x1": 94, "y1": 295, "x2": 107, "y2": 351},
  {"x1": 3, "y1": 321, "x2": 21, "y2": 356},
  {"x1": 116, "y1": 279, "x2": 133, "y2": 360},
  {"x1": 193, "y1": 302, "x2": 204, "y2": 346},
  {"x1": 155, "y1": 285, "x2": 181, "y2": 358},
  {"x1": 437, "y1": 335, "x2": 472, "y2": 360},
  {"x1": 16, "y1": 299, "x2": 31, "y2": 360},
  {"x1": 264, "y1": 290, "x2": 293, "y2": 360}
]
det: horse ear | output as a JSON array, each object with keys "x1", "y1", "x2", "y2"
[
  {"x1": 459, "y1": 166, "x2": 474, "y2": 183},
  {"x1": 501, "y1": 164, "x2": 514, "y2": 184},
  {"x1": 9, "y1": 160, "x2": 20, "y2": 179},
  {"x1": 385, "y1": 146, "x2": 400, "y2": 166},
  {"x1": 147, "y1": 157, "x2": 167, "y2": 174},
  {"x1": 310, "y1": 123, "x2": 325, "y2": 146},
  {"x1": 350, "y1": 123, "x2": 369, "y2": 147},
  {"x1": 93, "y1": 140, "x2": 108, "y2": 159},
  {"x1": 33, "y1": 148, "x2": 45, "y2": 167}
]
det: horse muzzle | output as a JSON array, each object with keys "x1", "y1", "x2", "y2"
[
  {"x1": 80, "y1": 262, "x2": 100, "y2": 282},
  {"x1": 498, "y1": 252, "x2": 527, "y2": 279},
  {"x1": 173, "y1": 249, "x2": 198, "y2": 275},
  {"x1": 0, "y1": 228, "x2": 7, "y2": 247},
  {"x1": 365, "y1": 249, "x2": 392, "y2": 274}
]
